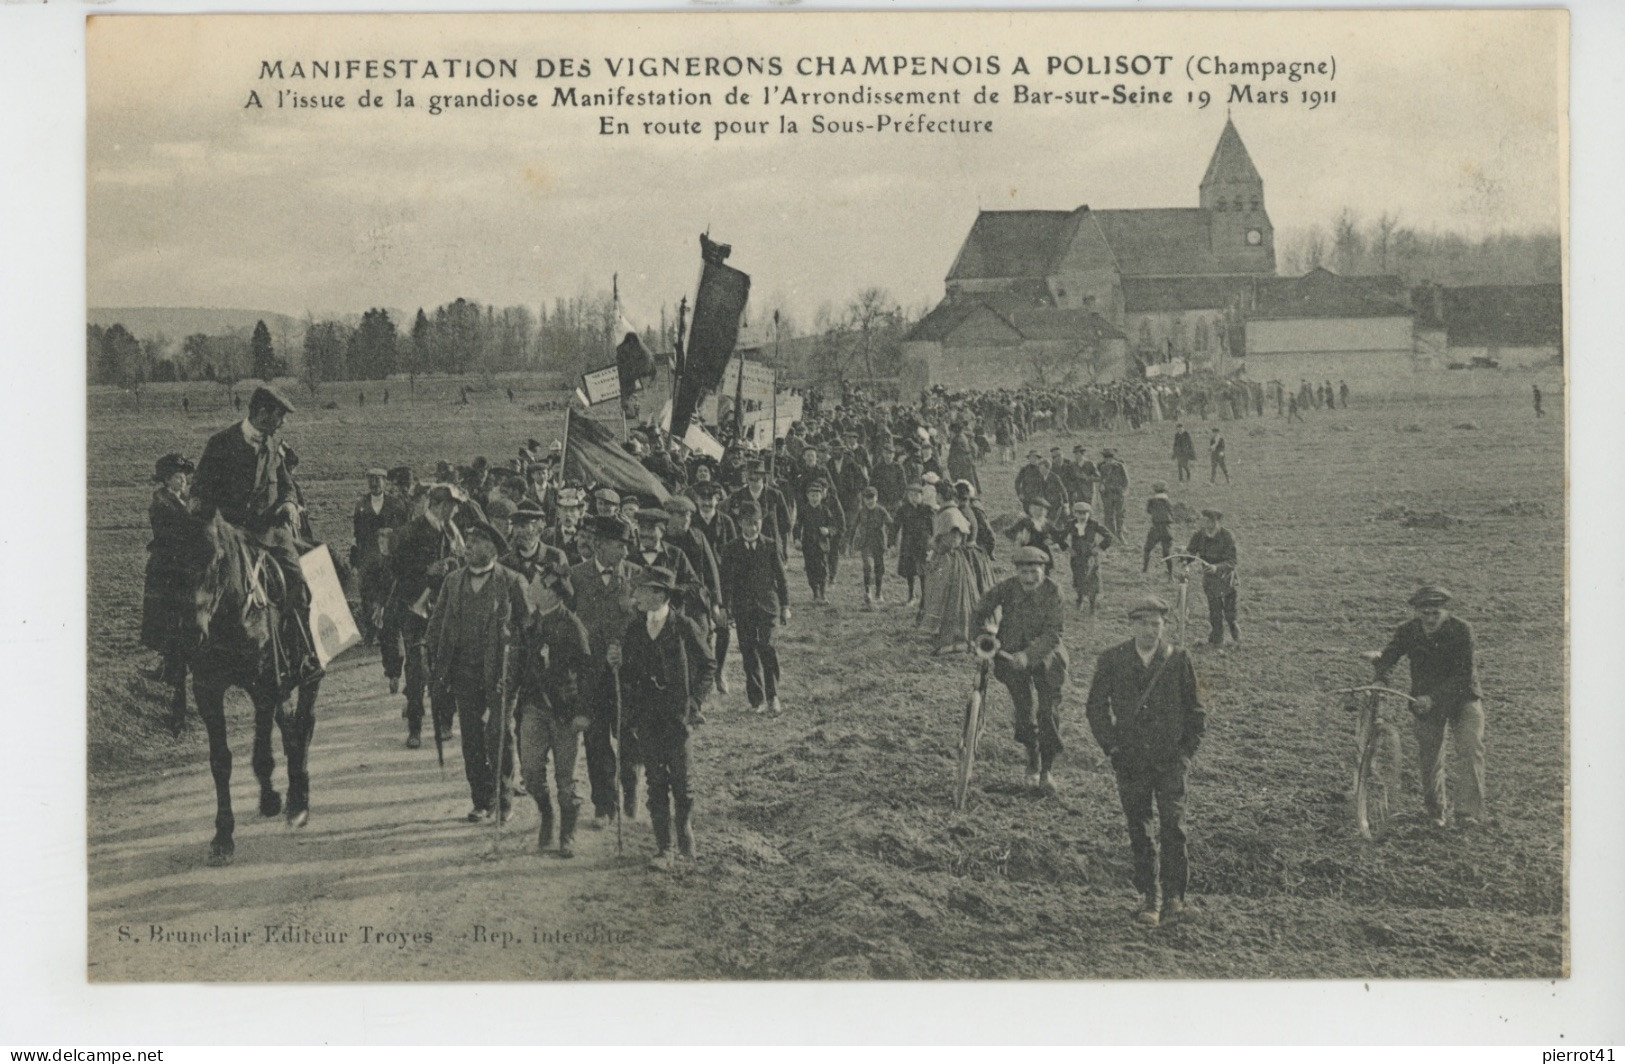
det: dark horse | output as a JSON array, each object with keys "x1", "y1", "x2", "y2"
[{"x1": 177, "y1": 512, "x2": 322, "y2": 866}]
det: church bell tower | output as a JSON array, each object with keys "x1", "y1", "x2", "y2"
[{"x1": 1200, "y1": 118, "x2": 1275, "y2": 273}]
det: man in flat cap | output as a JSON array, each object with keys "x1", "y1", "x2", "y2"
[
  {"x1": 631, "y1": 508, "x2": 704, "y2": 629},
  {"x1": 1370, "y1": 586, "x2": 1486, "y2": 828},
  {"x1": 500, "y1": 507, "x2": 570, "y2": 604},
  {"x1": 427, "y1": 519, "x2": 525, "y2": 823},
  {"x1": 972, "y1": 546, "x2": 1070, "y2": 794},
  {"x1": 1085, "y1": 596, "x2": 1205, "y2": 928},
  {"x1": 1097, "y1": 448, "x2": 1130, "y2": 540},
  {"x1": 1184, "y1": 508, "x2": 1240, "y2": 646},
  {"x1": 607, "y1": 566, "x2": 715, "y2": 865},
  {"x1": 191, "y1": 383, "x2": 321, "y2": 691},
  {"x1": 542, "y1": 487, "x2": 590, "y2": 567}
]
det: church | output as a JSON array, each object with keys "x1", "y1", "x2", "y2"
[{"x1": 901, "y1": 119, "x2": 1281, "y2": 390}]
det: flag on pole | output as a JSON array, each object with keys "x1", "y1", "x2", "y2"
[
  {"x1": 671, "y1": 233, "x2": 750, "y2": 438},
  {"x1": 562, "y1": 407, "x2": 671, "y2": 504}
]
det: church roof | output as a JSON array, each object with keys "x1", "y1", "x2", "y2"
[
  {"x1": 1092, "y1": 208, "x2": 1243, "y2": 276},
  {"x1": 1201, "y1": 118, "x2": 1263, "y2": 188},
  {"x1": 944, "y1": 209, "x2": 1082, "y2": 281}
]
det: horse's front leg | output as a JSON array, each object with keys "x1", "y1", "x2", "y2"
[
  {"x1": 277, "y1": 679, "x2": 319, "y2": 828},
  {"x1": 194, "y1": 676, "x2": 236, "y2": 866},
  {"x1": 251, "y1": 685, "x2": 282, "y2": 819}
]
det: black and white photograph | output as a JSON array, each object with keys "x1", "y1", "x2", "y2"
[{"x1": 47, "y1": 1, "x2": 1605, "y2": 1013}]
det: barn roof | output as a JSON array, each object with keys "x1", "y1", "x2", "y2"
[
  {"x1": 1412, "y1": 283, "x2": 1563, "y2": 345},
  {"x1": 1251, "y1": 268, "x2": 1413, "y2": 320},
  {"x1": 906, "y1": 295, "x2": 1124, "y2": 344}
]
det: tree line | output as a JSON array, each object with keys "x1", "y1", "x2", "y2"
[{"x1": 1277, "y1": 211, "x2": 1561, "y2": 287}]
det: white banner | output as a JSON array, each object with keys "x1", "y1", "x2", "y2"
[
  {"x1": 720, "y1": 358, "x2": 776, "y2": 404},
  {"x1": 580, "y1": 364, "x2": 621, "y2": 406},
  {"x1": 656, "y1": 399, "x2": 726, "y2": 459},
  {"x1": 300, "y1": 544, "x2": 361, "y2": 668}
]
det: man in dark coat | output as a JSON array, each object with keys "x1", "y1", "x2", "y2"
[
  {"x1": 718, "y1": 499, "x2": 792, "y2": 714},
  {"x1": 191, "y1": 384, "x2": 320, "y2": 691},
  {"x1": 513, "y1": 560, "x2": 591, "y2": 856},
  {"x1": 690, "y1": 483, "x2": 739, "y2": 689},
  {"x1": 1172, "y1": 425, "x2": 1196, "y2": 483},
  {"x1": 726, "y1": 460, "x2": 793, "y2": 563},
  {"x1": 971, "y1": 547, "x2": 1070, "y2": 794},
  {"x1": 1085, "y1": 596, "x2": 1205, "y2": 927},
  {"x1": 607, "y1": 567, "x2": 715, "y2": 865},
  {"x1": 352, "y1": 467, "x2": 410, "y2": 650},
  {"x1": 569, "y1": 514, "x2": 644, "y2": 825},
  {"x1": 1097, "y1": 448, "x2": 1130, "y2": 539},
  {"x1": 426, "y1": 520, "x2": 526, "y2": 823},
  {"x1": 869, "y1": 445, "x2": 908, "y2": 514},
  {"x1": 140, "y1": 452, "x2": 196, "y2": 731},
  {"x1": 1185, "y1": 508, "x2": 1239, "y2": 646},
  {"x1": 388, "y1": 485, "x2": 465, "y2": 747}
]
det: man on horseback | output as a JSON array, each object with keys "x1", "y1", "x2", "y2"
[{"x1": 191, "y1": 384, "x2": 322, "y2": 693}]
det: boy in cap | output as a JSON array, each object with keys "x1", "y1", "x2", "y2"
[
  {"x1": 852, "y1": 485, "x2": 892, "y2": 608},
  {"x1": 1143, "y1": 481, "x2": 1175, "y2": 577},
  {"x1": 892, "y1": 479, "x2": 937, "y2": 606},
  {"x1": 427, "y1": 520, "x2": 526, "y2": 823},
  {"x1": 1370, "y1": 586, "x2": 1486, "y2": 828},
  {"x1": 718, "y1": 500, "x2": 792, "y2": 714},
  {"x1": 514, "y1": 559, "x2": 591, "y2": 856},
  {"x1": 1066, "y1": 501, "x2": 1114, "y2": 613},
  {"x1": 793, "y1": 478, "x2": 841, "y2": 603},
  {"x1": 971, "y1": 546, "x2": 1070, "y2": 794},
  {"x1": 607, "y1": 567, "x2": 715, "y2": 865},
  {"x1": 1184, "y1": 509, "x2": 1239, "y2": 646},
  {"x1": 1084, "y1": 596, "x2": 1205, "y2": 928}
]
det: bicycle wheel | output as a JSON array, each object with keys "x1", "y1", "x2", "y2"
[
  {"x1": 1354, "y1": 720, "x2": 1403, "y2": 839},
  {"x1": 954, "y1": 682, "x2": 983, "y2": 811}
]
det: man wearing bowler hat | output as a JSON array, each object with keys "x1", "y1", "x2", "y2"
[
  {"x1": 1370, "y1": 585, "x2": 1486, "y2": 828},
  {"x1": 570, "y1": 513, "x2": 645, "y2": 825},
  {"x1": 971, "y1": 546, "x2": 1070, "y2": 794},
  {"x1": 191, "y1": 383, "x2": 322, "y2": 692},
  {"x1": 1085, "y1": 596, "x2": 1205, "y2": 928},
  {"x1": 427, "y1": 519, "x2": 525, "y2": 823}
]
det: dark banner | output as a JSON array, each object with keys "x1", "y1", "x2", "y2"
[
  {"x1": 616, "y1": 331, "x2": 656, "y2": 395},
  {"x1": 671, "y1": 234, "x2": 750, "y2": 438},
  {"x1": 562, "y1": 407, "x2": 672, "y2": 505}
]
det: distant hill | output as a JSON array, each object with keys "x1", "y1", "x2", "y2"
[{"x1": 88, "y1": 307, "x2": 304, "y2": 340}]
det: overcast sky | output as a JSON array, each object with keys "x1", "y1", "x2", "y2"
[{"x1": 87, "y1": 10, "x2": 1566, "y2": 330}]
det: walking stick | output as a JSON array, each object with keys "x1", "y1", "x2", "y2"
[
  {"x1": 610, "y1": 659, "x2": 625, "y2": 857},
  {"x1": 492, "y1": 632, "x2": 518, "y2": 854},
  {"x1": 955, "y1": 633, "x2": 1000, "y2": 810},
  {"x1": 1163, "y1": 553, "x2": 1204, "y2": 647}
]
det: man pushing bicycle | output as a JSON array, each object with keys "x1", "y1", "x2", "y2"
[{"x1": 1369, "y1": 585, "x2": 1486, "y2": 829}]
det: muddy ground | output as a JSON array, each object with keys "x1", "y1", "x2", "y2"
[{"x1": 86, "y1": 380, "x2": 1565, "y2": 980}]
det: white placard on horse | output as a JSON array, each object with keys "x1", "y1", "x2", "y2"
[
  {"x1": 580, "y1": 364, "x2": 622, "y2": 406},
  {"x1": 300, "y1": 544, "x2": 362, "y2": 667}
]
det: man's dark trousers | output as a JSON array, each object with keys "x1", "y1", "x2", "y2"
[
  {"x1": 1203, "y1": 573, "x2": 1238, "y2": 644},
  {"x1": 1113, "y1": 754, "x2": 1191, "y2": 903},
  {"x1": 442, "y1": 665, "x2": 514, "y2": 812},
  {"x1": 582, "y1": 664, "x2": 640, "y2": 817},
  {"x1": 736, "y1": 609, "x2": 780, "y2": 707},
  {"x1": 993, "y1": 656, "x2": 1066, "y2": 762}
]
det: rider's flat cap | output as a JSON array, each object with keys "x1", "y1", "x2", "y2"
[
  {"x1": 250, "y1": 384, "x2": 296, "y2": 414},
  {"x1": 1012, "y1": 546, "x2": 1051, "y2": 567},
  {"x1": 1408, "y1": 585, "x2": 1453, "y2": 607}
]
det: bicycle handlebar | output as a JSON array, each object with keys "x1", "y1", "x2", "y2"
[{"x1": 1331, "y1": 685, "x2": 1422, "y2": 703}]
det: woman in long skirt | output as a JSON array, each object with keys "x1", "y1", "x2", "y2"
[{"x1": 917, "y1": 503, "x2": 994, "y2": 655}]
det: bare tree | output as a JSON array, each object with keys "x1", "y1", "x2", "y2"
[
  {"x1": 1333, "y1": 209, "x2": 1364, "y2": 273},
  {"x1": 1371, "y1": 211, "x2": 1400, "y2": 273}
]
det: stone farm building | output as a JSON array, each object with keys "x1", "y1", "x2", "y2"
[{"x1": 1411, "y1": 282, "x2": 1564, "y2": 368}]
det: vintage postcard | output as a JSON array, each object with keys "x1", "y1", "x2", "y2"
[{"x1": 84, "y1": 9, "x2": 1568, "y2": 986}]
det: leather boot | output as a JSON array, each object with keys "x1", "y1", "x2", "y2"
[
  {"x1": 536, "y1": 795, "x2": 554, "y2": 850},
  {"x1": 622, "y1": 775, "x2": 639, "y2": 820},
  {"x1": 649, "y1": 805, "x2": 672, "y2": 862},
  {"x1": 557, "y1": 804, "x2": 578, "y2": 859},
  {"x1": 1024, "y1": 744, "x2": 1041, "y2": 790},
  {"x1": 675, "y1": 802, "x2": 695, "y2": 859}
]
